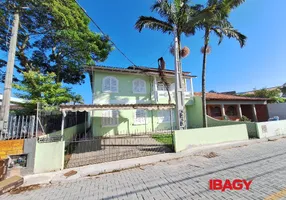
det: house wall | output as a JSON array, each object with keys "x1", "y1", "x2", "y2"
[
  {"x1": 256, "y1": 120, "x2": 286, "y2": 138},
  {"x1": 255, "y1": 104, "x2": 269, "y2": 122},
  {"x1": 173, "y1": 124, "x2": 249, "y2": 152},
  {"x1": 267, "y1": 103, "x2": 286, "y2": 120},
  {"x1": 187, "y1": 97, "x2": 258, "y2": 138},
  {"x1": 91, "y1": 71, "x2": 193, "y2": 136},
  {"x1": 92, "y1": 109, "x2": 176, "y2": 136}
]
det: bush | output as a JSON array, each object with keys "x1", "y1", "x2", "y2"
[{"x1": 240, "y1": 115, "x2": 250, "y2": 122}]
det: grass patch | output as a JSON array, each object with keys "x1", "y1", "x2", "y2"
[{"x1": 152, "y1": 134, "x2": 173, "y2": 146}]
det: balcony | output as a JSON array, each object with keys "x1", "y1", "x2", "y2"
[{"x1": 155, "y1": 91, "x2": 194, "y2": 105}]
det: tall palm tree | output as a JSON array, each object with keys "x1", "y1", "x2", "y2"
[
  {"x1": 198, "y1": 0, "x2": 247, "y2": 127},
  {"x1": 135, "y1": 0, "x2": 213, "y2": 129}
]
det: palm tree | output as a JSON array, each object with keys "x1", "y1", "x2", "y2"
[
  {"x1": 198, "y1": 0, "x2": 247, "y2": 127},
  {"x1": 71, "y1": 94, "x2": 84, "y2": 105},
  {"x1": 135, "y1": 0, "x2": 213, "y2": 129}
]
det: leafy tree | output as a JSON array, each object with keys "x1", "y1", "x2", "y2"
[
  {"x1": 0, "y1": 0, "x2": 112, "y2": 84},
  {"x1": 13, "y1": 71, "x2": 76, "y2": 113},
  {"x1": 242, "y1": 88, "x2": 285, "y2": 103},
  {"x1": 195, "y1": 0, "x2": 247, "y2": 127}
]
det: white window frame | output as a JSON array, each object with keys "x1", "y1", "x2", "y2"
[
  {"x1": 102, "y1": 76, "x2": 119, "y2": 93},
  {"x1": 102, "y1": 110, "x2": 119, "y2": 127},
  {"x1": 134, "y1": 110, "x2": 147, "y2": 125},
  {"x1": 132, "y1": 78, "x2": 146, "y2": 94},
  {"x1": 157, "y1": 110, "x2": 175, "y2": 124}
]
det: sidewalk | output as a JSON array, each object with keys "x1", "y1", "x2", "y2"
[{"x1": 23, "y1": 137, "x2": 273, "y2": 187}]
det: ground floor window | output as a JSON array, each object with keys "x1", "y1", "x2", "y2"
[
  {"x1": 157, "y1": 110, "x2": 175, "y2": 123},
  {"x1": 102, "y1": 110, "x2": 119, "y2": 127},
  {"x1": 134, "y1": 110, "x2": 147, "y2": 125}
]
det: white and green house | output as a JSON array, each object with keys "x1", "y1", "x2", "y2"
[{"x1": 87, "y1": 66, "x2": 196, "y2": 136}]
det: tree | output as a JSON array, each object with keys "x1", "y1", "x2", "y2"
[
  {"x1": 196, "y1": 0, "x2": 247, "y2": 127},
  {"x1": 0, "y1": 0, "x2": 112, "y2": 84},
  {"x1": 13, "y1": 71, "x2": 76, "y2": 113},
  {"x1": 71, "y1": 94, "x2": 84, "y2": 105},
  {"x1": 242, "y1": 88, "x2": 285, "y2": 103},
  {"x1": 135, "y1": 0, "x2": 213, "y2": 129}
]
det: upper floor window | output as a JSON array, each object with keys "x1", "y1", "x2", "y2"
[
  {"x1": 157, "y1": 83, "x2": 175, "y2": 91},
  {"x1": 133, "y1": 79, "x2": 146, "y2": 94},
  {"x1": 158, "y1": 110, "x2": 175, "y2": 123},
  {"x1": 134, "y1": 110, "x2": 147, "y2": 125},
  {"x1": 102, "y1": 76, "x2": 118, "y2": 93},
  {"x1": 102, "y1": 110, "x2": 119, "y2": 127}
]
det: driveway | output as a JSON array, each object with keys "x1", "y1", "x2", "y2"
[{"x1": 2, "y1": 138, "x2": 286, "y2": 200}]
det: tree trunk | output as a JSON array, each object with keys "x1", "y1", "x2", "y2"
[{"x1": 202, "y1": 28, "x2": 210, "y2": 128}]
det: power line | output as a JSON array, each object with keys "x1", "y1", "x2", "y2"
[{"x1": 74, "y1": 0, "x2": 138, "y2": 67}]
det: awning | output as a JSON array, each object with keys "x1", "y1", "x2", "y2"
[{"x1": 60, "y1": 104, "x2": 176, "y2": 112}]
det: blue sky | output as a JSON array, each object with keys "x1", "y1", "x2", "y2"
[{"x1": 1, "y1": 0, "x2": 286, "y2": 103}]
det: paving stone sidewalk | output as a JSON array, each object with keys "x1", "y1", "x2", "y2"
[{"x1": 2, "y1": 138, "x2": 286, "y2": 200}]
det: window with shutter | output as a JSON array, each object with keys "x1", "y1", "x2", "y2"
[
  {"x1": 102, "y1": 110, "x2": 119, "y2": 127},
  {"x1": 133, "y1": 79, "x2": 146, "y2": 94},
  {"x1": 102, "y1": 76, "x2": 118, "y2": 93},
  {"x1": 157, "y1": 110, "x2": 175, "y2": 123},
  {"x1": 134, "y1": 110, "x2": 146, "y2": 125}
]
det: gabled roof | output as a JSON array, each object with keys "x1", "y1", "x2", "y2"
[
  {"x1": 194, "y1": 92, "x2": 269, "y2": 101},
  {"x1": 85, "y1": 65, "x2": 197, "y2": 78}
]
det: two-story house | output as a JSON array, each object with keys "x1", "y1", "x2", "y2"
[{"x1": 86, "y1": 65, "x2": 196, "y2": 136}]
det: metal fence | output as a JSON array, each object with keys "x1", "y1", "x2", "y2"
[
  {"x1": 64, "y1": 129, "x2": 174, "y2": 169},
  {"x1": 0, "y1": 115, "x2": 36, "y2": 140}
]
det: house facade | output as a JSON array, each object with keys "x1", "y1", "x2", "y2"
[
  {"x1": 88, "y1": 66, "x2": 195, "y2": 136},
  {"x1": 195, "y1": 93, "x2": 269, "y2": 122}
]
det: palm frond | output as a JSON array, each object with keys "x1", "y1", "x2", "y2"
[
  {"x1": 135, "y1": 16, "x2": 173, "y2": 33},
  {"x1": 221, "y1": 27, "x2": 246, "y2": 47},
  {"x1": 151, "y1": 0, "x2": 174, "y2": 22},
  {"x1": 211, "y1": 27, "x2": 223, "y2": 45}
]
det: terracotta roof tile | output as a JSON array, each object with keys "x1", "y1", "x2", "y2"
[{"x1": 194, "y1": 92, "x2": 269, "y2": 101}]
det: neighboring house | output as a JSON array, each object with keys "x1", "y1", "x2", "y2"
[
  {"x1": 195, "y1": 93, "x2": 269, "y2": 122},
  {"x1": 0, "y1": 94, "x2": 25, "y2": 110},
  {"x1": 87, "y1": 65, "x2": 195, "y2": 136}
]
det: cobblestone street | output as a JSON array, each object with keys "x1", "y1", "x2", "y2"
[{"x1": 2, "y1": 138, "x2": 286, "y2": 200}]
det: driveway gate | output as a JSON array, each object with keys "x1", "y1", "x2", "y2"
[{"x1": 64, "y1": 130, "x2": 174, "y2": 169}]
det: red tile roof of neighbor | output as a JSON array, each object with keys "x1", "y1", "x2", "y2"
[{"x1": 194, "y1": 92, "x2": 269, "y2": 101}]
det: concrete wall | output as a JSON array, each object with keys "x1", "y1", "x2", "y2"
[
  {"x1": 268, "y1": 103, "x2": 286, "y2": 120},
  {"x1": 174, "y1": 124, "x2": 249, "y2": 152},
  {"x1": 34, "y1": 140, "x2": 65, "y2": 173},
  {"x1": 256, "y1": 120, "x2": 286, "y2": 138},
  {"x1": 186, "y1": 96, "x2": 203, "y2": 128},
  {"x1": 41, "y1": 123, "x2": 86, "y2": 143},
  {"x1": 207, "y1": 116, "x2": 258, "y2": 138}
]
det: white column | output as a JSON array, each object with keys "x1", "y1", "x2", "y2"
[
  {"x1": 190, "y1": 78, "x2": 194, "y2": 96},
  {"x1": 221, "y1": 104, "x2": 225, "y2": 117},
  {"x1": 153, "y1": 76, "x2": 158, "y2": 102},
  {"x1": 238, "y1": 104, "x2": 243, "y2": 118},
  {"x1": 252, "y1": 104, "x2": 258, "y2": 122}
]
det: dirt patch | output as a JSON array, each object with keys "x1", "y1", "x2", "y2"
[
  {"x1": 203, "y1": 152, "x2": 218, "y2": 158},
  {"x1": 64, "y1": 170, "x2": 77, "y2": 177},
  {"x1": 224, "y1": 144, "x2": 248, "y2": 150},
  {"x1": 9, "y1": 184, "x2": 41, "y2": 194},
  {"x1": 268, "y1": 138, "x2": 278, "y2": 142}
]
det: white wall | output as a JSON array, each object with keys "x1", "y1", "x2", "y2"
[
  {"x1": 34, "y1": 141, "x2": 65, "y2": 173},
  {"x1": 256, "y1": 120, "x2": 286, "y2": 138},
  {"x1": 268, "y1": 103, "x2": 286, "y2": 120}
]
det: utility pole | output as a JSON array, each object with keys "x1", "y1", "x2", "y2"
[
  {"x1": 173, "y1": 25, "x2": 185, "y2": 130},
  {"x1": 0, "y1": 12, "x2": 20, "y2": 135}
]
